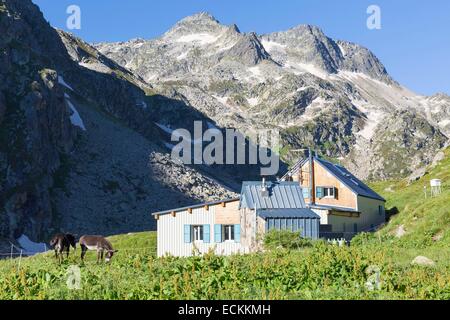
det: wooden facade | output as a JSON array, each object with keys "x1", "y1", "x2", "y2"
[
  {"x1": 297, "y1": 160, "x2": 357, "y2": 209},
  {"x1": 215, "y1": 200, "x2": 240, "y2": 225}
]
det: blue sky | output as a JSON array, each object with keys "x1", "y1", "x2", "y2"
[{"x1": 32, "y1": 0, "x2": 449, "y2": 96}]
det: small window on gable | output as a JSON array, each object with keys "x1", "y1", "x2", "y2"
[
  {"x1": 318, "y1": 187, "x2": 336, "y2": 199},
  {"x1": 324, "y1": 187, "x2": 334, "y2": 198}
]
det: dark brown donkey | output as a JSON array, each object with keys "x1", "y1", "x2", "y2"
[
  {"x1": 49, "y1": 233, "x2": 77, "y2": 263},
  {"x1": 79, "y1": 235, "x2": 118, "y2": 263}
]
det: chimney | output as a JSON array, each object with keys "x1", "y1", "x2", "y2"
[{"x1": 261, "y1": 176, "x2": 269, "y2": 197}]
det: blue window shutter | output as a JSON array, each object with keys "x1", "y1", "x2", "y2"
[
  {"x1": 302, "y1": 188, "x2": 309, "y2": 199},
  {"x1": 316, "y1": 187, "x2": 323, "y2": 199},
  {"x1": 203, "y1": 224, "x2": 210, "y2": 243},
  {"x1": 234, "y1": 224, "x2": 241, "y2": 243},
  {"x1": 214, "y1": 224, "x2": 222, "y2": 243},
  {"x1": 184, "y1": 225, "x2": 191, "y2": 243}
]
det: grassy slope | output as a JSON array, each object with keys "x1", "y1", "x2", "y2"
[
  {"x1": 0, "y1": 150, "x2": 449, "y2": 299},
  {"x1": 366, "y1": 147, "x2": 450, "y2": 266}
]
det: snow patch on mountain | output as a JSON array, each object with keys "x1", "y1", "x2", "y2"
[
  {"x1": 58, "y1": 75, "x2": 74, "y2": 91},
  {"x1": 247, "y1": 97, "x2": 259, "y2": 107},
  {"x1": 212, "y1": 95, "x2": 229, "y2": 105},
  {"x1": 79, "y1": 61, "x2": 112, "y2": 74},
  {"x1": 261, "y1": 40, "x2": 286, "y2": 52},
  {"x1": 284, "y1": 60, "x2": 328, "y2": 79},
  {"x1": 357, "y1": 110, "x2": 384, "y2": 140},
  {"x1": 66, "y1": 99, "x2": 86, "y2": 131},
  {"x1": 175, "y1": 33, "x2": 219, "y2": 45},
  {"x1": 176, "y1": 51, "x2": 189, "y2": 60},
  {"x1": 247, "y1": 66, "x2": 266, "y2": 82}
]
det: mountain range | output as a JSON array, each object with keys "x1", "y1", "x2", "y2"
[
  {"x1": 96, "y1": 12, "x2": 449, "y2": 180},
  {"x1": 0, "y1": 2, "x2": 449, "y2": 245}
]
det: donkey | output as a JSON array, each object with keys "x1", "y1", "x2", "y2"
[
  {"x1": 79, "y1": 235, "x2": 118, "y2": 263},
  {"x1": 49, "y1": 233, "x2": 77, "y2": 263}
]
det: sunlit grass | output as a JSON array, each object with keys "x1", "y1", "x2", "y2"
[{"x1": 1, "y1": 150, "x2": 449, "y2": 300}]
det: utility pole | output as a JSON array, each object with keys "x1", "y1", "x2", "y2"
[
  {"x1": 308, "y1": 147, "x2": 315, "y2": 207},
  {"x1": 290, "y1": 147, "x2": 315, "y2": 207}
]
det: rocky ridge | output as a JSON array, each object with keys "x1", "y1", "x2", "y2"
[
  {"x1": 0, "y1": 2, "x2": 237, "y2": 244},
  {"x1": 96, "y1": 12, "x2": 449, "y2": 179}
]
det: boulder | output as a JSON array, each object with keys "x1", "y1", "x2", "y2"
[
  {"x1": 432, "y1": 231, "x2": 443, "y2": 242},
  {"x1": 411, "y1": 256, "x2": 435, "y2": 266},
  {"x1": 431, "y1": 151, "x2": 445, "y2": 167},
  {"x1": 395, "y1": 225, "x2": 406, "y2": 238},
  {"x1": 407, "y1": 167, "x2": 427, "y2": 184}
]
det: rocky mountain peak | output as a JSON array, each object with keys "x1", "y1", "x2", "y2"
[
  {"x1": 428, "y1": 93, "x2": 450, "y2": 101},
  {"x1": 228, "y1": 23, "x2": 241, "y2": 34},
  {"x1": 164, "y1": 12, "x2": 222, "y2": 39},
  {"x1": 220, "y1": 31, "x2": 271, "y2": 65},
  {"x1": 261, "y1": 24, "x2": 392, "y2": 83},
  {"x1": 287, "y1": 24, "x2": 326, "y2": 37},
  {"x1": 182, "y1": 12, "x2": 219, "y2": 23}
]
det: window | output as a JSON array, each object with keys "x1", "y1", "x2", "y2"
[
  {"x1": 215, "y1": 224, "x2": 240, "y2": 243},
  {"x1": 317, "y1": 186, "x2": 336, "y2": 199},
  {"x1": 323, "y1": 187, "x2": 335, "y2": 198},
  {"x1": 192, "y1": 225, "x2": 203, "y2": 242},
  {"x1": 223, "y1": 225, "x2": 235, "y2": 241},
  {"x1": 378, "y1": 205, "x2": 384, "y2": 216}
]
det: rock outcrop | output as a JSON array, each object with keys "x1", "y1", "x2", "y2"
[{"x1": 0, "y1": 2, "x2": 238, "y2": 243}]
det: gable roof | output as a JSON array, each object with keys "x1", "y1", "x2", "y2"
[
  {"x1": 151, "y1": 198, "x2": 240, "y2": 216},
  {"x1": 280, "y1": 158, "x2": 308, "y2": 181},
  {"x1": 314, "y1": 157, "x2": 385, "y2": 202},
  {"x1": 280, "y1": 156, "x2": 385, "y2": 202},
  {"x1": 240, "y1": 181, "x2": 308, "y2": 210}
]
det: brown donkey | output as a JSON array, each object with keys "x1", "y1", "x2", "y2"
[
  {"x1": 79, "y1": 235, "x2": 118, "y2": 263},
  {"x1": 49, "y1": 233, "x2": 77, "y2": 263}
]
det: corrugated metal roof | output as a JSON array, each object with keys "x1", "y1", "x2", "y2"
[
  {"x1": 152, "y1": 198, "x2": 240, "y2": 216},
  {"x1": 240, "y1": 181, "x2": 307, "y2": 210},
  {"x1": 314, "y1": 157, "x2": 385, "y2": 202},
  {"x1": 257, "y1": 208, "x2": 320, "y2": 219}
]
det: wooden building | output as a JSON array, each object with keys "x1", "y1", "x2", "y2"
[
  {"x1": 152, "y1": 181, "x2": 320, "y2": 257},
  {"x1": 281, "y1": 156, "x2": 386, "y2": 239}
]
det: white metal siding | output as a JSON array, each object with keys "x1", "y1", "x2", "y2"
[
  {"x1": 157, "y1": 206, "x2": 248, "y2": 257},
  {"x1": 312, "y1": 208, "x2": 329, "y2": 224}
]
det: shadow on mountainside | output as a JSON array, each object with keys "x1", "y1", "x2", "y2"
[{"x1": 0, "y1": 0, "x2": 286, "y2": 240}]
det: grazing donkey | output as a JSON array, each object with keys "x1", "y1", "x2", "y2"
[
  {"x1": 49, "y1": 233, "x2": 77, "y2": 263},
  {"x1": 79, "y1": 235, "x2": 118, "y2": 263}
]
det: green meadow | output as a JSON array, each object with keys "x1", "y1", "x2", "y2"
[{"x1": 0, "y1": 149, "x2": 449, "y2": 300}]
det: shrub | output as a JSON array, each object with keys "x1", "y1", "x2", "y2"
[
  {"x1": 263, "y1": 230, "x2": 313, "y2": 250},
  {"x1": 351, "y1": 232, "x2": 377, "y2": 246}
]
